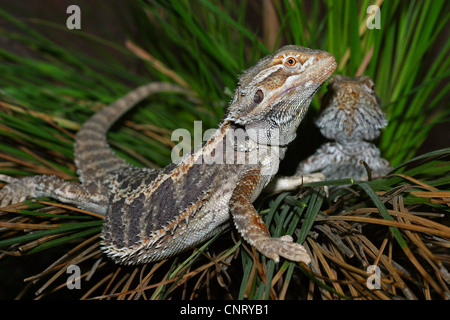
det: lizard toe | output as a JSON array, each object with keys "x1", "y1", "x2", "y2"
[
  {"x1": 276, "y1": 240, "x2": 311, "y2": 265},
  {"x1": 279, "y1": 235, "x2": 294, "y2": 243},
  {"x1": 0, "y1": 188, "x2": 13, "y2": 207},
  {"x1": 257, "y1": 236, "x2": 311, "y2": 265}
]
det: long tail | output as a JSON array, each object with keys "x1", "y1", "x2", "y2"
[{"x1": 74, "y1": 82, "x2": 188, "y2": 184}]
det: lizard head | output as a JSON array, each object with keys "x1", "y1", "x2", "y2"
[
  {"x1": 225, "y1": 45, "x2": 336, "y2": 146},
  {"x1": 315, "y1": 75, "x2": 387, "y2": 142}
]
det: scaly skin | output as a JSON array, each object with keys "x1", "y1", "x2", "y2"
[
  {"x1": 0, "y1": 45, "x2": 336, "y2": 265},
  {"x1": 296, "y1": 75, "x2": 392, "y2": 181}
]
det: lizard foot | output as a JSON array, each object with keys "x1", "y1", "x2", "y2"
[
  {"x1": 0, "y1": 175, "x2": 35, "y2": 207},
  {"x1": 256, "y1": 235, "x2": 311, "y2": 265}
]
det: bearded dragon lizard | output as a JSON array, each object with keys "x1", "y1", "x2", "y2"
[
  {"x1": 296, "y1": 75, "x2": 392, "y2": 181},
  {"x1": 0, "y1": 45, "x2": 336, "y2": 265}
]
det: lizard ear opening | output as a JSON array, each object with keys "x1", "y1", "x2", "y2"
[{"x1": 226, "y1": 87, "x2": 268, "y2": 124}]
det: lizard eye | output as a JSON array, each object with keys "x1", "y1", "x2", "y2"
[
  {"x1": 253, "y1": 89, "x2": 264, "y2": 104},
  {"x1": 285, "y1": 57, "x2": 297, "y2": 67}
]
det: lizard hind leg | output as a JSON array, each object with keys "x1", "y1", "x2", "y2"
[
  {"x1": 0, "y1": 174, "x2": 108, "y2": 214},
  {"x1": 229, "y1": 168, "x2": 311, "y2": 264}
]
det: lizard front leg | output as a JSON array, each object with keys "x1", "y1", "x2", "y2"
[
  {"x1": 229, "y1": 168, "x2": 311, "y2": 264},
  {"x1": 0, "y1": 174, "x2": 108, "y2": 214}
]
